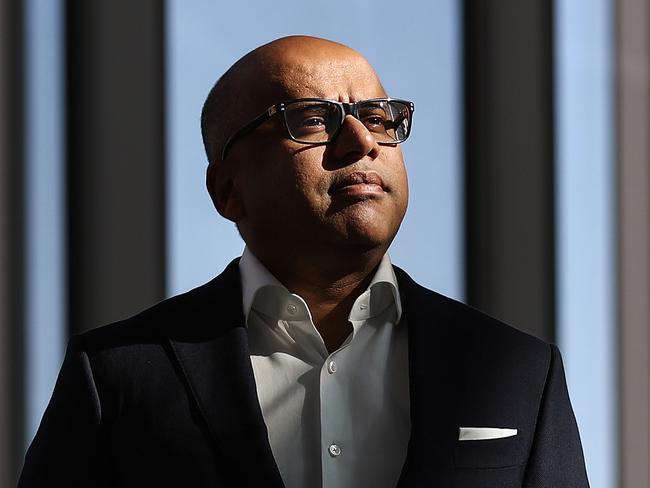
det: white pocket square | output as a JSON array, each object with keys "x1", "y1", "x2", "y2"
[{"x1": 458, "y1": 427, "x2": 518, "y2": 441}]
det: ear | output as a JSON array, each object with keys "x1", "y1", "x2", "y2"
[{"x1": 206, "y1": 162, "x2": 245, "y2": 222}]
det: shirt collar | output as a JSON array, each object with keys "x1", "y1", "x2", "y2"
[{"x1": 239, "y1": 247, "x2": 402, "y2": 326}]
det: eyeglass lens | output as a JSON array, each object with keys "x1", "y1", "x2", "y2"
[{"x1": 283, "y1": 100, "x2": 411, "y2": 144}]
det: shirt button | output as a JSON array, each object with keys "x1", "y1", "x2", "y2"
[
  {"x1": 286, "y1": 304, "x2": 297, "y2": 315},
  {"x1": 327, "y1": 360, "x2": 337, "y2": 374},
  {"x1": 360, "y1": 303, "x2": 368, "y2": 310},
  {"x1": 328, "y1": 444, "x2": 341, "y2": 457}
]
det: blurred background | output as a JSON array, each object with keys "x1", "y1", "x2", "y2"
[{"x1": 0, "y1": 0, "x2": 648, "y2": 487}]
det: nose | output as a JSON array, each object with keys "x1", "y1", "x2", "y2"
[{"x1": 329, "y1": 115, "x2": 381, "y2": 164}]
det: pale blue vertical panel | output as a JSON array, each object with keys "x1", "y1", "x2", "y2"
[
  {"x1": 166, "y1": 0, "x2": 462, "y2": 300},
  {"x1": 555, "y1": 1, "x2": 616, "y2": 486},
  {"x1": 24, "y1": 0, "x2": 66, "y2": 446}
]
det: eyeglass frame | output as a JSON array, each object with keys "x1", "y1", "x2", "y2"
[{"x1": 220, "y1": 97, "x2": 415, "y2": 160}]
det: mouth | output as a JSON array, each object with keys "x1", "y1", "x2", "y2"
[{"x1": 329, "y1": 171, "x2": 387, "y2": 197}]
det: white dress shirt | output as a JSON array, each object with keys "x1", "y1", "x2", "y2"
[{"x1": 240, "y1": 247, "x2": 410, "y2": 488}]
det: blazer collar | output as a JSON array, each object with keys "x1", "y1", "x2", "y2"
[{"x1": 168, "y1": 259, "x2": 453, "y2": 487}]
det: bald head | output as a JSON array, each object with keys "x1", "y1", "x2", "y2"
[{"x1": 200, "y1": 36, "x2": 384, "y2": 165}]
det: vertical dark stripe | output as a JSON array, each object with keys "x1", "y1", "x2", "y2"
[
  {"x1": 616, "y1": 0, "x2": 650, "y2": 485},
  {"x1": 0, "y1": 0, "x2": 25, "y2": 484},
  {"x1": 66, "y1": 0, "x2": 166, "y2": 335},
  {"x1": 463, "y1": 0, "x2": 555, "y2": 341}
]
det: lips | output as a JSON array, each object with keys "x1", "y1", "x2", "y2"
[{"x1": 329, "y1": 171, "x2": 386, "y2": 195}]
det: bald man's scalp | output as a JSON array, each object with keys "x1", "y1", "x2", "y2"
[{"x1": 200, "y1": 36, "x2": 380, "y2": 165}]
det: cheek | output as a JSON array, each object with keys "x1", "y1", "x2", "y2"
[
  {"x1": 385, "y1": 152, "x2": 409, "y2": 211},
  {"x1": 289, "y1": 152, "x2": 332, "y2": 208},
  {"x1": 398, "y1": 164, "x2": 409, "y2": 211},
  {"x1": 239, "y1": 154, "x2": 329, "y2": 226},
  {"x1": 293, "y1": 168, "x2": 328, "y2": 198}
]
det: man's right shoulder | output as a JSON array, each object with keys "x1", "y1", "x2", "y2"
[{"x1": 71, "y1": 258, "x2": 244, "y2": 355}]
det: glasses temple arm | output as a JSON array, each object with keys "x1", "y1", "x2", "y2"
[{"x1": 221, "y1": 109, "x2": 274, "y2": 160}]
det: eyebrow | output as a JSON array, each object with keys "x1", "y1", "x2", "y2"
[{"x1": 358, "y1": 100, "x2": 386, "y2": 110}]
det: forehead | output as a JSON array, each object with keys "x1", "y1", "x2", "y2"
[{"x1": 266, "y1": 53, "x2": 387, "y2": 103}]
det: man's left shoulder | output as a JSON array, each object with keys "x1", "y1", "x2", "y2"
[{"x1": 393, "y1": 265, "x2": 551, "y2": 363}]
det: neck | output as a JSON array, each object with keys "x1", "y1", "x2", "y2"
[{"x1": 249, "y1": 244, "x2": 387, "y2": 352}]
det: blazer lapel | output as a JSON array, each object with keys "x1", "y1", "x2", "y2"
[
  {"x1": 394, "y1": 266, "x2": 460, "y2": 486},
  {"x1": 167, "y1": 259, "x2": 285, "y2": 488}
]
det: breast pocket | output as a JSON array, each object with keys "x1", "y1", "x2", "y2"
[{"x1": 453, "y1": 435, "x2": 525, "y2": 469}]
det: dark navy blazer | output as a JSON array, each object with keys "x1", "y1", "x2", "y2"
[{"x1": 19, "y1": 259, "x2": 590, "y2": 487}]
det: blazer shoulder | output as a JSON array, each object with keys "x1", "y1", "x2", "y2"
[
  {"x1": 73, "y1": 258, "x2": 243, "y2": 354},
  {"x1": 393, "y1": 265, "x2": 551, "y2": 359}
]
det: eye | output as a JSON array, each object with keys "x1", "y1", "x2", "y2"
[
  {"x1": 301, "y1": 116, "x2": 326, "y2": 128},
  {"x1": 360, "y1": 112, "x2": 389, "y2": 132},
  {"x1": 291, "y1": 105, "x2": 330, "y2": 132},
  {"x1": 363, "y1": 115, "x2": 387, "y2": 128},
  {"x1": 285, "y1": 102, "x2": 338, "y2": 140}
]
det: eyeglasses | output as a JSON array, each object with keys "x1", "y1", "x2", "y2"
[{"x1": 220, "y1": 97, "x2": 415, "y2": 160}]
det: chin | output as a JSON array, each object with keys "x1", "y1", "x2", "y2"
[{"x1": 336, "y1": 225, "x2": 397, "y2": 254}]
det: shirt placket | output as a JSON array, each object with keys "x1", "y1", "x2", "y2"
[
  {"x1": 319, "y1": 343, "x2": 347, "y2": 488},
  {"x1": 319, "y1": 291, "x2": 371, "y2": 488}
]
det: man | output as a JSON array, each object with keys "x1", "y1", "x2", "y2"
[{"x1": 19, "y1": 36, "x2": 590, "y2": 487}]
